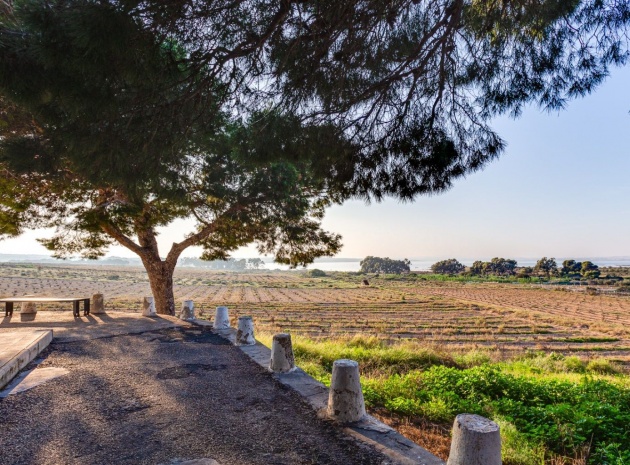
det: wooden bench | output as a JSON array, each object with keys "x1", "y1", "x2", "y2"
[{"x1": 0, "y1": 297, "x2": 90, "y2": 318}]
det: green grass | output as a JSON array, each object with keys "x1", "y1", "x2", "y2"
[
  {"x1": 563, "y1": 337, "x2": 621, "y2": 343},
  {"x1": 258, "y1": 334, "x2": 630, "y2": 465}
]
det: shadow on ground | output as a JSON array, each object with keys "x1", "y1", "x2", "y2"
[{"x1": 0, "y1": 327, "x2": 387, "y2": 465}]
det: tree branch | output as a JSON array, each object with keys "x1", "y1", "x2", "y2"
[
  {"x1": 165, "y1": 221, "x2": 218, "y2": 268},
  {"x1": 100, "y1": 222, "x2": 145, "y2": 257}
]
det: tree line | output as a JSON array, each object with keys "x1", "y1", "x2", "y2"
[{"x1": 431, "y1": 257, "x2": 604, "y2": 279}]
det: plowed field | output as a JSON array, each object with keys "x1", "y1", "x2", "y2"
[{"x1": 2, "y1": 263, "x2": 629, "y2": 365}]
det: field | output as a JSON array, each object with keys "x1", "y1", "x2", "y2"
[
  {"x1": 2, "y1": 263, "x2": 630, "y2": 364},
  {"x1": 2, "y1": 263, "x2": 630, "y2": 464}
]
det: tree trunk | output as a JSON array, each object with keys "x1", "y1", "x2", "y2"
[{"x1": 144, "y1": 259, "x2": 176, "y2": 315}]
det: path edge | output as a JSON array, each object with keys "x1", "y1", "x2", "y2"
[
  {"x1": 193, "y1": 319, "x2": 445, "y2": 465},
  {"x1": 0, "y1": 330, "x2": 53, "y2": 390}
]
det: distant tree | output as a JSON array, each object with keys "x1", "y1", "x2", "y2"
[
  {"x1": 247, "y1": 258, "x2": 265, "y2": 270},
  {"x1": 360, "y1": 256, "x2": 411, "y2": 274},
  {"x1": 487, "y1": 258, "x2": 518, "y2": 276},
  {"x1": 581, "y1": 261, "x2": 601, "y2": 279},
  {"x1": 561, "y1": 260, "x2": 583, "y2": 277},
  {"x1": 516, "y1": 266, "x2": 534, "y2": 279},
  {"x1": 470, "y1": 261, "x2": 486, "y2": 276},
  {"x1": 534, "y1": 257, "x2": 558, "y2": 278},
  {"x1": 431, "y1": 258, "x2": 465, "y2": 275}
]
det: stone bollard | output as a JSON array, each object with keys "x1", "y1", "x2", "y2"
[
  {"x1": 236, "y1": 316, "x2": 256, "y2": 345},
  {"x1": 142, "y1": 296, "x2": 156, "y2": 317},
  {"x1": 270, "y1": 333, "x2": 295, "y2": 373},
  {"x1": 180, "y1": 300, "x2": 195, "y2": 320},
  {"x1": 327, "y1": 359, "x2": 366, "y2": 423},
  {"x1": 213, "y1": 306, "x2": 230, "y2": 329},
  {"x1": 21, "y1": 301, "x2": 37, "y2": 314},
  {"x1": 91, "y1": 293, "x2": 105, "y2": 314},
  {"x1": 447, "y1": 414, "x2": 501, "y2": 465}
]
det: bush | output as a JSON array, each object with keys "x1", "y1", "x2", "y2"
[
  {"x1": 586, "y1": 358, "x2": 621, "y2": 375},
  {"x1": 430, "y1": 258, "x2": 465, "y2": 275},
  {"x1": 359, "y1": 256, "x2": 411, "y2": 274},
  {"x1": 307, "y1": 268, "x2": 327, "y2": 277}
]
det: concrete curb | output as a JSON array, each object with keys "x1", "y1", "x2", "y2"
[
  {"x1": 0, "y1": 330, "x2": 53, "y2": 390},
  {"x1": 193, "y1": 319, "x2": 445, "y2": 465}
]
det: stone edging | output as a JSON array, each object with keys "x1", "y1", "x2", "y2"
[
  {"x1": 0, "y1": 330, "x2": 53, "y2": 390},
  {"x1": 192, "y1": 320, "x2": 445, "y2": 465}
]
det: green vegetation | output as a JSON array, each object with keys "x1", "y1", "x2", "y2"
[
  {"x1": 534, "y1": 257, "x2": 558, "y2": 279},
  {"x1": 359, "y1": 256, "x2": 411, "y2": 274},
  {"x1": 258, "y1": 334, "x2": 630, "y2": 465},
  {"x1": 470, "y1": 257, "x2": 518, "y2": 277},
  {"x1": 430, "y1": 259, "x2": 465, "y2": 275},
  {"x1": 307, "y1": 269, "x2": 327, "y2": 278}
]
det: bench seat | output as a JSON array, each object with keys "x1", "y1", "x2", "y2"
[{"x1": 0, "y1": 297, "x2": 90, "y2": 317}]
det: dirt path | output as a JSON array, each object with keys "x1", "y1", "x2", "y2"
[{"x1": 0, "y1": 327, "x2": 388, "y2": 465}]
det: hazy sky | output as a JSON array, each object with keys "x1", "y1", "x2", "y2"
[{"x1": 1, "y1": 66, "x2": 629, "y2": 261}]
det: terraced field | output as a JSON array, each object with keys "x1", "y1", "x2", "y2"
[{"x1": 1, "y1": 263, "x2": 630, "y2": 365}]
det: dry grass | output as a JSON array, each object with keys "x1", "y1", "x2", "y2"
[{"x1": 2, "y1": 263, "x2": 630, "y2": 366}]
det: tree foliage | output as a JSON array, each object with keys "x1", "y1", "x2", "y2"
[
  {"x1": 470, "y1": 257, "x2": 518, "y2": 276},
  {"x1": 360, "y1": 256, "x2": 411, "y2": 274},
  {"x1": 561, "y1": 260, "x2": 583, "y2": 276},
  {"x1": 534, "y1": 257, "x2": 558, "y2": 278},
  {"x1": 560, "y1": 259, "x2": 601, "y2": 279},
  {"x1": 431, "y1": 258, "x2": 465, "y2": 275},
  {"x1": 581, "y1": 261, "x2": 601, "y2": 279}
]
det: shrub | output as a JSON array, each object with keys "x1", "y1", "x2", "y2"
[
  {"x1": 586, "y1": 358, "x2": 621, "y2": 375},
  {"x1": 430, "y1": 258, "x2": 465, "y2": 275},
  {"x1": 307, "y1": 269, "x2": 326, "y2": 277},
  {"x1": 359, "y1": 256, "x2": 411, "y2": 274},
  {"x1": 585, "y1": 286, "x2": 599, "y2": 295}
]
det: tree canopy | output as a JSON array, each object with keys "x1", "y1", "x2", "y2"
[
  {"x1": 534, "y1": 257, "x2": 558, "y2": 278},
  {"x1": 0, "y1": 0, "x2": 628, "y2": 313},
  {"x1": 470, "y1": 258, "x2": 518, "y2": 276},
  {"x1": 431, "y1": 258, "x2": 465, "y2": 275},
  {"x1": 360, "y1": 256, "x2": 411, "y2": 274}
]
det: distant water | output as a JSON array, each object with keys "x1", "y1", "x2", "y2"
[
  {"x1": 2, "y1": 253, "x2": 630, "y2": 272},
  {"x1": 277, "y1": 258, "x2": 630, "y2": 272}
]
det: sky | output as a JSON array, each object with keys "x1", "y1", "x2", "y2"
[{"x1": 1, "y1": 66, "x2": 629, "y2": 262}]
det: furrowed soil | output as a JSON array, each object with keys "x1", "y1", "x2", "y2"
[{"x1": 1, "y1": 263, "x2": 630, "y2": 365}]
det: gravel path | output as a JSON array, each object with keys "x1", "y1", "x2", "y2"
[{"x1": 0, "y1": 327, "x2": 388, "y2": 465}]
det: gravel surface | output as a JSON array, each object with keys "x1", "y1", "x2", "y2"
[{"x1": 0, "y1": 327, "x2": 388, "y2": 465}]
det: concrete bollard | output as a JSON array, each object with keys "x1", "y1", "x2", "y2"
[
  {"x1": 447, "y1": 414, "x2": 501, "y2": 465},
  {"x1": 213, "y1": 306, "x2": 230, "y2": 329},
  {"x1": 270, "y1": 333, "x2": 295, "y2": 373},
  {"x1": 142, "y1": 296, "x2": 156, "y2": 317},
  {"x1": 91, "y1": 293, "x2": 105, "y2": 314},
  {"x1": 327, "y1": 359, "x2": 366, "y2": 423},
  {"x1": 21, "y1": 301, "x2": 37, "y2": 314},
  {"x1": 236, "y1": 316, "x2": 256, "y2": 345},
  {"x1": 180, "y1": 300, "x2": 195, "y2": 320}
]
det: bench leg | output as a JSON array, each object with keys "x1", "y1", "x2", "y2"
[
  {"x1": 84, "y1": 298, "x2": 90, "y2": 316},
  {"x1": 73, "y1": 301, "x2": 80, "y2": 317},
  {"x1": 5, "y1": 302, "x2": 13, "y2": 317}
]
